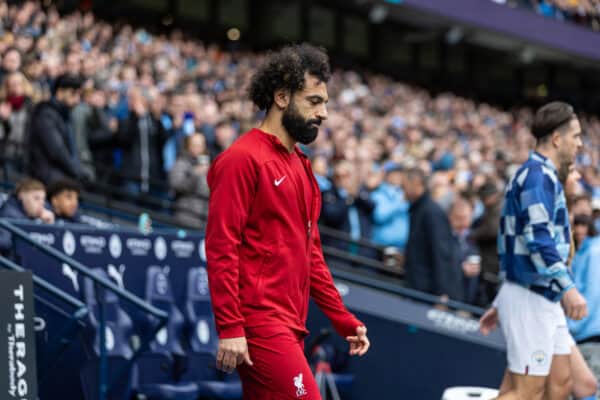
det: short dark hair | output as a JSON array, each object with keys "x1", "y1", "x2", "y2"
[
  {"x1": 248, "y1": 43, "x2": 331, "y2": 111},
  {"x1": 531, "y1": 101, "x2": 576, "y2": 140},
  {"x1": 573, "y1": 214, "x2": 597, "y2": 237},
  {"x1": 52, "y1": 74, "x2": 83, "y2": 96},
  {"x1": 47, "y1": 179, "x2": 81, "y2": 200},
  {"x1": 405, "y1": 167, "x2": 428, "y2": 187}
]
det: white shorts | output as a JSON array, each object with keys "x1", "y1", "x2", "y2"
[{"x1": 496, "y1": 282, "x2": 572, "y2": 376}]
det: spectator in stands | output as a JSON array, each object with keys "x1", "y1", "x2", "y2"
[
  {"x1": 469, "y1": 180, "x2": 503, "y2": 303},
  {"x1": 28, "y1": 73, "x2": 84, "y2": 185},
  {"x1": 0, "y1": 178, "x2": 53, "y2": 253},
  {"x1": 84, "y1": 85, "x2": 118, "y2": 184},
  {"x1": 593, "y1": 198, "x2": 600, "y2": 234},
  {"x1": 370, "y1": 161, "x2": 410, "y2": 254},
  {"x1": 117, "y1": 87, "x2": 168, "y2": 194},
  {"x1": 573, "y1": 214, "x2": 597, "y2": 250},
  {"x1": 312, "y1": 154, "x2": 332, "y2": 191},
  {"x1": 209, "y1": 120, "x2": 237, "y2": 158},
  {"x1": 0, "y1": 47, "x2": 22, "y2": 84},
  {"x1": 571, "y1": 194, "x2": 594, "y2": 218},
  {"x1": 46, "y1": 179, "x2": 110, "y2": 228},
  {"x1": 0, "y1": 71, "x2": 34, "y2": 162},
  {"x1": 161, "y1": 92, "x2": 192, "y2": 172},
  {"x1": 168, "y1": 132, "x2": 210, "y2": 229},
  {"x1": 71, "y1": 85, "x2": 99, "y2": 180},
  {"x1": 448, "y1": 197, "x2": 482, "y2": 305},
  {"x1": 402, "y1": 167, "x2": 464, "y2": 302},
  {"x1": 569, "y1": 217, "x2": 600, "y2": 392},
  {"x1": 320, "y1": 160, "x2": 376, "y2": 258}
]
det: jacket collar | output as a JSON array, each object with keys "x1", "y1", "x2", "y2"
[
  {"x1": 256, "y1": 128, "x2": 307, "y2": 158},
  {"x1": 49, "y1": 98, "x2": 71, "y2": 121},
  {"x1": 531, "y1": 151, "x2": 558, "y2": 174},
  {"x1": 409, "y1": 191, "x2": 430, "y2": 211}
]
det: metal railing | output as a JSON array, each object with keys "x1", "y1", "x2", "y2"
[
  {"x1": 0, "y1": 220, "x2": 169, "y2": 400},
  {"x1": 1, "y1": 146, "x2": 383, "y2": 257},
  {"x1": 329, "y1": 264, "x2": 486, "y2": 316},
  {"x1": 0, "y1": 150, "x2": 500, "y2": 308}
]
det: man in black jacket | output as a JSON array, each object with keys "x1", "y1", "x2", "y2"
[
  {"x1": 28, "y1": 74, "x2": 84, "y2": 184},
  {"x1": 117, "y1": 88, "x2": 167, "y2": 194},
  {"x1": 320, "y1": 160, "x2": 376, "y2": 259},
  {"x1": 402, "y1": 167, "x2": 464, "y2": 302}
]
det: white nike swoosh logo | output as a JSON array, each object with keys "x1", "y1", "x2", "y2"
[{"x1": 274, "y1": 176, "x2": 286, "y2": 186}]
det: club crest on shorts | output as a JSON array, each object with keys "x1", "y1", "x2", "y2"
[
  {"x1": 532, "y1": 350, "x2": 547, "y2": 365},
  {"x1": 294, "y1": 373, "x2": 307, "y2": 397}
]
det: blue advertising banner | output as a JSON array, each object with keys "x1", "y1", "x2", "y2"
[{"x1": 11, "y1": 222, "x2": 205, "y2": 329}]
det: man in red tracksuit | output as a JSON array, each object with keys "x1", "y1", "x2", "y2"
[{"x1": 205, "y1": 43, "x2": 370, "y2": 399}]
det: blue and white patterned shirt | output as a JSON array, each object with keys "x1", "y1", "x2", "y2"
[{"x1": 498, "y1": 151, "x2": 574, "y2": 302}]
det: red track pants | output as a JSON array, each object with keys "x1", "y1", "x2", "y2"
[{"x1": 237, "y1": 327, "x2": 321, "y2": 400}]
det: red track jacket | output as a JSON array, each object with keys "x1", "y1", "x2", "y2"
[{"x1": 206, "y1": 128, "x2": 362, "y2": 339}]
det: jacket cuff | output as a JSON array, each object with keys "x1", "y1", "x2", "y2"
[
  {"x1": 337, "y1": 316, "x2": 364, "y2": 338},
  {"x1": 217, "y1": 323, "x2": 246, "y2": 339},
  {"x1": 557, "y1": 282, "x2": 575, "y2": 301}
]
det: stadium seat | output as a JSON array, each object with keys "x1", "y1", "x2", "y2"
[
  {"x1": 182, "y1": 267, "x2": 242, "y2": 399},
  {"x1": 133, "y1": 266, "x2": 200, "y2": 400},
  {"x1": 80, "y1": 268, "x2": 134, "y2": 400},
  {"x1": 441, "y1": 386, "x2": 499, "y2": 400}
]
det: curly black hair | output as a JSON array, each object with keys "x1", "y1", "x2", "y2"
[{"x1": 248, "y1": 43, "x2": 331, "y2": 111}]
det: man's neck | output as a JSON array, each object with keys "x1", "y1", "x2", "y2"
[
  {"x1": 534, "y1": 146, "x2": 560, "y2": 171},
  {"x1": 259, "y1": 113, "x2": 296, "y2": 153}
]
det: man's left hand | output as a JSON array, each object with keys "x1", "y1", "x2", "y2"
[{"x1": 346, "y1": 326, "x2": 370, "y2": 356}]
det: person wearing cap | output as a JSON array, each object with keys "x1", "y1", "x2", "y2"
[
  {"x1": 370, "y1": 161, "x2": 410, "y2": 263},
  {"x1": 28, "y1": 73, "x2": 86, "y2": 184},
  {"x1": 491, "y1": 101, "x2": 586, "y2": 400},
  {"x1": 469, "y1": 179, "x2": 503, "y2": 304}
]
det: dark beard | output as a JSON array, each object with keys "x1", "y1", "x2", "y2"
[
  {"x1": 557, "y1": 162, "x2": 571, "y2": 185},
  {"x1": 282, "y1": 102, "x2": 320, "y2": 145}
]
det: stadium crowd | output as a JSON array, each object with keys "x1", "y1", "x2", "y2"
[
  {"x1": 1, "y1": 1, "x2": 599, "y2": 306},
  {"x1": 495, "y1": 0, "x2": 600, "y2": 30}
]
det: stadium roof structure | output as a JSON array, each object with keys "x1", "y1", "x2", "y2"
[{"x1": 382, "y1": 0, "x2": 600, "y2": 66}]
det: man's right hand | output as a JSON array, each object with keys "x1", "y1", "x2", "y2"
[
  {"x1": 479, "y1": 307, "x2": 498, "y2": 336},
  {"x1": 561, "y1": 287, "x2": 588, "y2": 321},
  {"x1": 216, "y1": 336, "x2": 253, "y2": 373}
]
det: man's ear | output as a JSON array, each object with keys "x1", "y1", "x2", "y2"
[
  {"x1": 551, "y1": 130, "x2": 562, "y2": 149},
  {"x1": 273, "y1": 88, "x2": 290, "y2": 110}
]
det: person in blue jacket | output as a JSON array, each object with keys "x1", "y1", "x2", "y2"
[
  {"x1": 370, "y1": 161, "x2": 410, "y2": 252},
  {"x1": 568, "y1": 215, "x2": 600, "y2": 395}
]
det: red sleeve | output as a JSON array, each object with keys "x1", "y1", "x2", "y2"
[
  {"x1": 309, "y1": 227, "x2": 363, "y2": 338},
  {"x1": 205, "y1": 148, "x2": 257, "y2": 339}
]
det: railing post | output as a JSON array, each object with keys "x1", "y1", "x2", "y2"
[{"x1": 97, "y1": 282, "x2": 108, "y2": 400}]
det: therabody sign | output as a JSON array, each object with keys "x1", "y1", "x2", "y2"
[{"x1": 0, "y1": 271, "x2": 38, "y2": 400}]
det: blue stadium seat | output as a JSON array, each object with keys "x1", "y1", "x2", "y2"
[
  {"x1": 182, "y1": 267, "x2": 242, "y2": 399},
  {"x1": 80, "y1": 268, "x2": 134, "y2": 400},
  {"x1": 133, "y1": 266, "x2": 199, "y2": 400}
]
